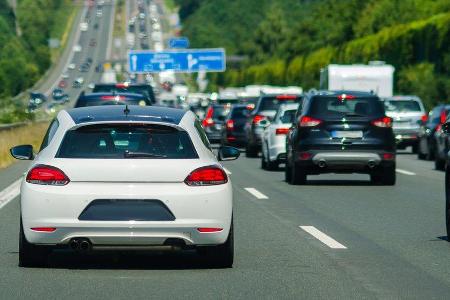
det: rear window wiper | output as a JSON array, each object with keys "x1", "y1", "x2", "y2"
[
  {"x1": 124, "y1": 151, "x2": 167, "y2": 158},
  {"x1": 343, "y1": 113, "x2": 366, "y2": 117}
]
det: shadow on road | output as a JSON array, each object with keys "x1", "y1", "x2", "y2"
[
  {"x1": 36, "y1": 250, "x2": 225, "y2": 270},
  {"x1": 302, "y1": 179, "x2": 374, "y2": 186}
]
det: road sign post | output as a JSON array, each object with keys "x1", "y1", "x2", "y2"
[{"x1": 128, "y1": 48, "x2": 226, "y2": 73}]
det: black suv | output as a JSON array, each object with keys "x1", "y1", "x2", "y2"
[
  {"x1": 286, "y1": 91, "x2": 396, "y2": 185},
  {"x1": 244, "y1": 94, "x2": 302, "y2": 157}
]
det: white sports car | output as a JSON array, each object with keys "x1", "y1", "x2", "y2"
[{"x1": 11, "y1": 105, "x2": 240, "y2": 267}]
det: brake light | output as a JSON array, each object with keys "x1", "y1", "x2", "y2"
[
  {"x1": 26, "y1": 165, "x2": 70, "y2": 186},
  {"x1": 184, "y1": 165, "x2": 228, "y2": 186},
  {"x1": 421, "y1": 114, "x2": 428, "y2": 123},
  {"x1": 275, "y1": 128, "x2": 290, "y2": 135},
  {"x1": 226, "y1": 119, "x2": 234, "y2": 130},
  {"x1": 440, "y1": 110, "x2": 447, "y2": 124},
  {"x1": 383, "y1": 153, "x2": 395, "y2": 160},
  {"x1": 299, "y1": 152, "x2": 312, "y2": 160},
  {"x1": 227, "y1": 136, "x2": 236, "y2": 142},
  {"x1": 115, "y1": 82, "x2": 129, "y2": 88},
  {"x1": 337, "y1": 94, "x2": 356, "y2": 100},
  {"x1": 101, "y1": 95, "x2": 125, "y2": 101},
  {"x1": 246, "y1": 103, "x2": 255, "y2": 110},
  {"x1": 371, "y1": 117, "x2": 392, "y2": 128},
  {"x1": 197, "y1": 228, "x2": 223, "y2": 233},
  {"x1": 299, "y1": 116, "x2": 322, "y2": 127},
  {"x1": 436, "y1": 124, "x2": 442, "y2": 131},
  {"x1": 276, "y1": 95, "x2": 297, "y2": 100},
  {"x1": 31, "y1": 227, "x2": 56, "y2": 232},
  {"x1": 202, "y1": 118, "x2": 214, "y2": 127},
  {"x1": 253, "y1": 114, "x2": 266, "y2": 124}
]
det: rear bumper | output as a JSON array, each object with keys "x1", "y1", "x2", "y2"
[
  {"x1": 21, "y1": 181, "x2": 232, "y2": 246},
  {"x1": 294, "y1": 150, "x2": 395, "y2": 173},
  {"x1": 393, "y1": 129, "x2": 419, "y2": 146}
]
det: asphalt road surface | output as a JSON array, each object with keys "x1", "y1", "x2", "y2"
[{"x1": 1, "y1": 151, "x2": 450, "y2": 299}]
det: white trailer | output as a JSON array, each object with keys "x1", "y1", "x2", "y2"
[{"x1": 320, "y1": 63, "x2": 395, "y2": 98}]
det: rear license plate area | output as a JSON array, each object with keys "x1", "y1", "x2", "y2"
[{"x1": 331, "y1": 131, "x2": 363, "y2": 139}]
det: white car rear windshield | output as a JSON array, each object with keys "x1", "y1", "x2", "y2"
[
  {"x1": 384, "y1": 100, "x2": 422, "y2": 112},
  {"x1": 57, "y1": 124, "x2": 198, "y2": 159}
]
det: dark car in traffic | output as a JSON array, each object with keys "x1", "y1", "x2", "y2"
[
  {"x1": 220, "y1": 104, "x2": 250, "y2": 147},
  {"x1": 285, "y1": 91, "x2": 396, "y2": 185},
  {"x1": 244, "y1": 94, "x2": 302, "y2": 157},
  {"x1": 202, "y1": 104, "x2": 231, "y2": 143},
  {"x1": 27, "y1": 92, "x2": 47, "y2": 111},
  {"x1": 74, "y1": 92, "x2": 152, "y2": 108},
  {"x1": 417, "y1": 104, "x2": 450, "y2": 161},
  {"x1": 93, "y1": 83, "x2": 156, "y2": 104},
  {"x1": 433, "y1": 107, "x2": 450, "y2": 170}
]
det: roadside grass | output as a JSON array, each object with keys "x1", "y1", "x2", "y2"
[
  {"x1": 113, "y1": 0, "x2": 126, "y2": 38},
  {"x1": 49, "y1": 0, "x2": 80, "y2": 62},
  {"x1": 0, "y1": 123, "x2": 49, "y2": 169},
  {"x1": 164, "y1": 0, "x2": 176, "y2": 11}
]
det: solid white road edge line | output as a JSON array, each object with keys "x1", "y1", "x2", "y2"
[
  {"x1": 299, "y1": 226, "x2": 347, "y2": 249},
  {"x1": 396, "y1": 169, "x2": 416, "y2": 176},
  {"x1": 0, "y1": 178, "x2": 22, "y2": 210},
  {"x1": 244, "y1": 188, "x2": 268, "y2": 199},
  {"x1": 223, "y1": 167, "x2": 232, "y2": 175}
]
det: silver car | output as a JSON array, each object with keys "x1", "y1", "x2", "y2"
[
  {"x1": 383, "y1": 96, "x2": 426, "y2": 153},
  {"x1": 261, "y1": 103, "x2": 299, "y2": 170}
]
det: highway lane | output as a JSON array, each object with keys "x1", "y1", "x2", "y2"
[{"x1": 0, "y1": 152, "x2": 450, "y2": 298}]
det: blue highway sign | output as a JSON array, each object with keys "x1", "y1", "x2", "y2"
[
  {"x1": 128, "y1": 48, "x2": 226, "y2": 73},
  {"x1": 168, "y1": 37, "x2": 189, "y2": 49}
]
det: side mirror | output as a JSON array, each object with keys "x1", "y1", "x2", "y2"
[
  {"x1": 259, "y1": 119, "x2": 270, "y2": 128},
  {"x1": 218, "y1": 146, "x2": 240, "y2": 161},
  {"x1": 10, "y1": 145, "x2": 34, "y2": 160},
  {"x1": 443, "y1": 122, "x2": 450, "y2": 135}
]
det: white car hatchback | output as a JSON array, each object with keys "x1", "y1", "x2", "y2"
[
  {"x1": 261, "y1": 102, "x2": 299, "y2": 170},
  {"x1": 11, "y1": 105, "x2": 240, "y2": 268}
]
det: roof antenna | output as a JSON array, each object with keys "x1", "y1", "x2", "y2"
[{"x1": 124, "y1": 104, "x2": 130, "y2": 116}]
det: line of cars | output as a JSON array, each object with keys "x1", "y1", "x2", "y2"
[{"x1": 208, "y1": 90, "x2": 438, "y2": 186}]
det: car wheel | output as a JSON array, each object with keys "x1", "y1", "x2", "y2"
[
  {"x1": 290, "y1": 162, "x2": 306, "y2": 185},
  {"x1": 417, "y1": 150, "x2": 426, "y2": 160},
  {"x1": 381, "y1": 165, "x2": 396, "y2": 186},
  {"x1": 198, "y1": 220, "x2": 234, "y2": 268},
  {"x1": 412, "y1": 144, "x2": 418, "y2": 154},
  {"x1": 19, "y1": 219, "x2": 50, "y2": 268},
  {"x1": 446, "y1": 166, "x2": 450, "y2": 242},
  {"x1": 285, "y1": 160, "x2": 292, "y2": 182},
  {"x1": 435, "y1": 157, "x2": 446, "y2": 171},
  {"x1": 261, "y1": 151, "x2": 267, "y2": 169},
  {"x1": 245, "y1": 144, "x2": 258, "y2": 158},
  {"x1": 266, "y1": 159, "x2": 278, "y2": 171}
]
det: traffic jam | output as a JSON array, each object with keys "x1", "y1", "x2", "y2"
[{"x1": 1, "y1": 0, "x2": 450, "y2": 298}]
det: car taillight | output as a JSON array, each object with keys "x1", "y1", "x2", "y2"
[
  {"x1": 26, "y1": 165, "x2": 70, "y2": 186},
  {"x1": 197, "y1": 228, "x2": 223, "y2": 233},
  {"x1": 299, "y1": 116, "x2": 322, "y2": 127},
  {"x1": 371, "y1": 117, "x2": 392, "y2": 128},
  {"x1": 226, "y1": 119, "x2": 234, "y2": 130},
  {"x1": 436, "y1": 124, "x2": 442, "y2": 131},
  {"x1": 185, "y1": 165, "x2": 228, "y2": 186},
  {"x1": 276, "y1": 95, "x2": 297, "y2": 101},
  {"x1": 275, "y1": 128, "x2": 289, "y2": 135},
  {"x1": 440, "y1": 110, "x2": 447, "y2": 124},
  {"x1": 421, "y1": 114, "x2": 428, "y2": 123},
  {"x1": 101, "y1": 95, "x2": 125, "y2": 101},
  {"x1": 337, "y1": 94, "x2": 356, "y2": 100},
  {"x1": 31, "y1": 227, "x2": 56, "y2": 232},
  {"x1": 383, "y1": 153, "x2": 395, "y2": 160},
  {"x1": 202, "y1": 118, "x2": 214, "y2": 127},
  {"x1": 253, "y1": 115, "x2": 266, "y2": 124}
]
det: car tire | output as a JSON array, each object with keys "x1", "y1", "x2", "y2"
[
  {"x1": 412, "y1": 144, "x2": 418, "y2": 154},
  {"x1": 290, "y1": 162, "x2": 306, "y2": 185},
  {"x1": 285, "y1": 161, "x2": 292, "y2": 182},
  {"x1": 266, "y1": 159, "x2": 278, "y2": 171},
  {"x1": 198, "y1": 220, "x2": 234, "y2": 268},
  {"x1": 446, "y1": 166, "x2": 450, "y2": 242},
  {"x1": 245, "y1": 144, "x2": 258, "y2": 158},
  {"x1": 261, "y1": 152, "x2": 267, "y2": 169},
  {"x1": 19, "y1": 219, "x2": 50, "y2": 268},
  {"x1": 382, "y1": 165, "x2": 396, "y2": 185},
  {"x1": 417, "y1": 151, "x2": 426, "y2": 160},
  {"x1": 435, "y1": 157, "x2": 446, "y2": 171}
]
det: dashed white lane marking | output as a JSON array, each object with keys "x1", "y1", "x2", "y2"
[
  {"x1": 244, "y1": 187, "x2": 268, "y2": 199},
  {"x1": 0, "y1": 178, "x2": 22, "y2": 210},
  {"x1": 223, "y1": 167, "x2": 232, "y2": 175},
  {"x1": 396, "y1": 169, "x2": 416, "y2": 176},
  {"x1": 299, "y1": 226, "x2": 347, "y2": 249}
]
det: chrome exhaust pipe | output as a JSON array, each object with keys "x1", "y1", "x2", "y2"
[
  {"x1": 318, "y1": 160, "x2": 327, "y2": 168},
  {"x1": 79, "y1": 239, "x2": 92, "y2": 252},
  {"x1": 368, "y1": 160, "x2": 376, "y2": 169}
]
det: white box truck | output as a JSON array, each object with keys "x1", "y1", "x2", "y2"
[{"x1": 320, "y1": 62, "x2": 395, "y2": 98}]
